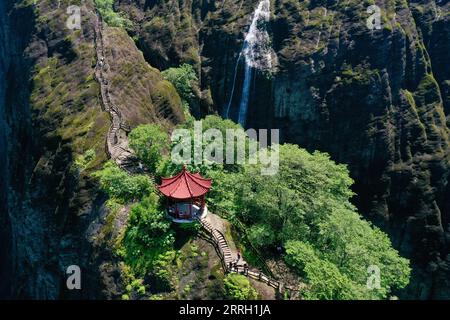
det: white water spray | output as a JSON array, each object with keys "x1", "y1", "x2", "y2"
[{"x1": 226, "y1": 0, "x2": 273, "y2": 126}]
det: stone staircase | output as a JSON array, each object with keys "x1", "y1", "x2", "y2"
[
  {"x1": 199, "y1": 216, "x2": 234, "y2": 267},
  {"x1": 93, "y1": 13, "x2": 141, "y2": 173},
  {"x1": 198, "y1": 215, "x2": 302, "y2": 296}
]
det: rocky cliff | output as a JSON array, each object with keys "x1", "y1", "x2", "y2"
[
  {"x1": 0, "y1": 0, "x2": 184, "y2": 299},
  {"x1": 119, "y1": 0, "x2": 450, "y2": 299},
  {"x1": 0, "y1": 0, "x2": 35, "y2": 298}
]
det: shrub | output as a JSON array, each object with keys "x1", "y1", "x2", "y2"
[
  {"x1": 123, "y1": 195, "x2": 175, "y2": 275},
  {"x1": 94, "y1": 0, "x2": 132, "y2": 29},
  {"x1": 162, "y1": 64, "x2": 198, "y2": 104},
  {"x1": 74, "y1": 148, "x2": 96, "y2": 170},
  {"x1": 223, "y1": 274, "x2": 258, "y2": 300},
  {"x1": 93, "y1": 161, "x2": 153, "y2": 202},
  {"x1": 129, "y1": 124, "x2": 169, "y2": 173}
]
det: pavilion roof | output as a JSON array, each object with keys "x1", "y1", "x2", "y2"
[{"x1": 157, "y1": 166, "x2": 212, "y2": 200}]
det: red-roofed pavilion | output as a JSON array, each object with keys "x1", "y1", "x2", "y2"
[{"x1": 158, "y1": 166, "x2": 212, "y2": 222}]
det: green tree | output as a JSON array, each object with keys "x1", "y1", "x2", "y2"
[
  {"x1": 129, "y1": 124, "x2": 169, "y2": 173},
  {"x1": 315, "y1": 208, "x2": 411, "y2": 297},
  {"x1": 162, "y1": 115, "x2": 249, "y2": 176},
  {"x1": 233, "y1": 144, "x2": 410, "y2": 299},
  {"x1": 94, "y1": 0, "x2": 132, "y2": 29},
  {"x1": 162, "y1": 64, "x2": 198, "y2": 106},
  {"x1": 93, "y1": 161, "x2": 153, "y2": 202},
  {"x1": 223, "y1": 274, "x2": 258, "y2": 300},
  {"x1": 285, "y1": 241, "x2": 365, "y2": 300},
  {"x1": 123, "y1": 194, "x2": 175, "y2": 275}
]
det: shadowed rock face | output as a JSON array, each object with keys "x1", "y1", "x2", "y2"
[
  {"x1": 0, "y1": 0, "x2": 11, "y2": 298},
  {"x1": 121, "y1": 0, "x2": 450, "y2": 299},
  {"x1": 0, "y1": 0, "x2": 107, "y2": 299},
  {"x1": 0, "y1": 0, "x2": 34, "y2": 298},
  {"x1": 0, "y1": 0, "x2": 184, "y2": 299}
]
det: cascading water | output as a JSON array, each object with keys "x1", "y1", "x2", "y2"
[{"x1": 225, "y1": 0, "x2": 273, "y2": 127}]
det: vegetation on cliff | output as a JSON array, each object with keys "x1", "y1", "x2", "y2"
[
  {"x1": 94, "y1": 0, "x2": 131, "y2": 29},
  {"x1": 93, "y1": 110, "x2": 410, "y2": 299}
]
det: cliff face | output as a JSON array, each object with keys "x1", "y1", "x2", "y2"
[
  {"x1": 0, "y1": 0, "x2": 111, "y2": 299},
  {"x1": 0, "y1": 0, "x2": 35, "y2": 298},
  {"x1": 120, "y1": 0, "x2": 450, "y2": 299},
  {"x1": 0, "y1": 0, "x2": 184, "y2": 299}
]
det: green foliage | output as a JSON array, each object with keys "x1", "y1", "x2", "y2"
[
  {"x1": 232, "y1": 144, "x2": 410, "y2": 299},
  {"x1": 247, "y1": 224, "x2": 276, "y2": 248},
  {"x1": 199, "y1": 115, "x2": 249, "y2": 171},
  {"x1": 162, "y1": 64, "x2": 198, "y2": 105},
  {"x1": 223, "y1": 274, "x2": 258, "y2": 300},
  {"x1": 123, "y1": 194, "x2": 175, "y2": 275},
  {"x1": 93, "y1": 161, "x2": 153, "y2": 203},
  {"x1": 416, "y1": 73, "x2": 441, "y2": 105},
  {"x1": 129, "y1": 124, "x2": 169, "y2": 173},
  {"x1": 236, "y1": 144, "x2": 355, "y2": 247},
  {"x1": 151, "y1": 250, "x2": 178, "y2": 292},
  {"x1": 159, "y1": 115, "x2": 248, "y2": 177},
  {"x1": 315, "y1": 209, "x2": 411, "y2": 297},
  {"x1": 285, "y1": 241, "x2": 363, "y2": 300},
  {"x1": 340, "y1": 64, "x2": 379, "y2": 86},
  {"x1": 94, "y1": 0, "x2": 132, "y2": 29},
  {"x1": 74, "y1": 148, "x2": 96, "y2": 171},
  {"x1": 123, "y1": 275, "x2": 146, "y2": 298},
  {"x1": 206, "y1": 168, "x2": 243, "y2": 216}
]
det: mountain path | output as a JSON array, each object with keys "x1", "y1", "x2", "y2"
[
  {"x1": 199, "y1": 213, "x2": 300, "y2": 295},
  {"x1": 93, "y1": 14, "x2": 142, "y2": 173}
]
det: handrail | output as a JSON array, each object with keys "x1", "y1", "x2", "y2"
[
  {"x1": 224, "y1": 213, "x2": 275, "y2": 278},
  {"x1": 197, "y1": 229, "x2": 227, "y2": 272},
  {"x1": 197, "y1": 216, "x2": 299, "y2": 295}
]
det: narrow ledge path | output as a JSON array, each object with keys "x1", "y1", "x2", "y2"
[{"x1": 93, "y1": 14, "x2": 141, "y2": 173}]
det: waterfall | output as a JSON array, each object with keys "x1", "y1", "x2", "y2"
[
  {"x1": 225, "y1": 54, "x2": 242, "y2": 120},
  {"x1": 237, "y1": 62, "x2": 252, "y2": 125},
  {"x1": 226, "y1": 0, "x2": 273, "y2": 127}
]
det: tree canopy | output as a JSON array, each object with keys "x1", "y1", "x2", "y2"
[
  {"x1": 93, "y1": 161, "x2": 153, "y2": 203},
  {"x1": 229, "y1": 144, "x2": 410, "y2": 299},
  {"x1": 161, "y1": 64, "x2": 198, "y2": 106},
  {"x1": 129, "y1": 124, "x2": 169, "y2": 173}
]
